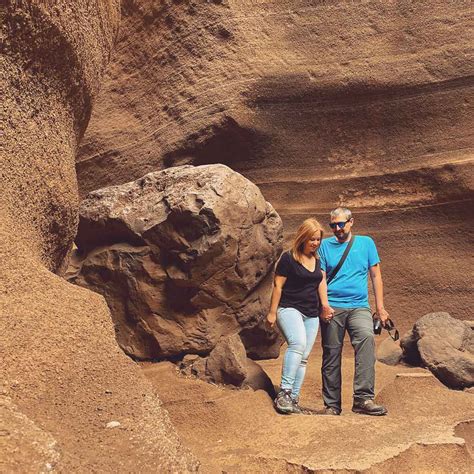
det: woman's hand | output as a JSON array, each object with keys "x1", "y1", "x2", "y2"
[
  {"x1": 266, "y1": 311, "x2": 277, "y2": 328},
  {"x1": 320, "y1": 305, "x2": 334, "y2": 323}
]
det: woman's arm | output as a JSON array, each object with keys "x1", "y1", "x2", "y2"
[
  {"x1": 318, "y1": 271, "x2": 334, "y2": 322},
  {"x1": 267, "y1": 275, "x2": 286, "y2": 327}
]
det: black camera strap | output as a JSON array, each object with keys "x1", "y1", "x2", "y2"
[{"x1": 327, "y1": 236, "x2": 355, "y2": 284}]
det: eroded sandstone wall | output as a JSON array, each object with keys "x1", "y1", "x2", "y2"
[
  {"x1": 77, "y1": 0, "x2": 474, "y2": 328},
  {"x1": 0, "y1": 1, "x2": 197, "y2": 471}
]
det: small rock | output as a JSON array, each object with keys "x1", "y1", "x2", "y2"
[
  {"x1": 106, "y1": 421, "x2": 121, "y2": 429},
  {"x1": 400, "y1": 329, "x2": 422, "y2": 366},
  {"x1": 105, "y1": 389, "x2": 112, "y2": 394},
  {"x1": 243, "y1": 359, "x2": 275, "y2": 397},
  {"x1": 180, "y1": 354, "x2": 200, "y2": 370},
  {"x1": 190, "y1": 357, "x2": 208, "y2": 379},
  {"x1": 205, "y1": 334, "x2": 248, "y2": 386},
  {"x1": 377, "y1": 337, "x2": 403, "y2": 366}
]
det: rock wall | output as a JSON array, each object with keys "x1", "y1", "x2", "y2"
[
  {"x1": 0, "y1": 1, "x2": 197, "y2": 471},
  {"x1": 77, "y1": 0, "x2": 474, "y2": 329}
]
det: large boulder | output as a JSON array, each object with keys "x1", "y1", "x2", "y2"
[
  {"x1": 401, "y1": 312, "x2": 474, "y2": 389},
  {"x1": 71, "y1": 164, "x2": 284, "y2": 359}
]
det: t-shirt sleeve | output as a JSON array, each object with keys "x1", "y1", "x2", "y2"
[
  {"x1": 367, "y1": 237, "x2": 381, "y2": 267},
  {"x1": 275, "y1": 251, "x2": 291, "y2": 277},
  {"x1": 318, "y1": 244, "x2": 327, "y2": 272}
]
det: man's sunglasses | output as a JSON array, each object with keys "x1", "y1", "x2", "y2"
[{"x1": 329, "y1": 219, "x2": 351, "y2": 229}]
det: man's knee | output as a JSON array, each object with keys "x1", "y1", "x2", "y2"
[
  {"x1": 322, "y1": 345, "x2": 342, "y2": 368},
  {"x1": 352, "y1": 331, "x2": 375, "y2": 348},
  {"x1": 323, "y1": 343, "x2": 343, "y2": 354}
]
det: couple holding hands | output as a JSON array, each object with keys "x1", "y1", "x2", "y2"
[{"x1": 267, "y1": 207, "x2": 389, "y2": 416}]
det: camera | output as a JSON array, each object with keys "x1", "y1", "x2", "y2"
[{"x1": 373, "y1": 318, "x2": 383, "y2": 335}]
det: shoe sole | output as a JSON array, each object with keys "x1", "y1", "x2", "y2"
[
  {"x1": 274, "y1": 403, "x2": 294, "y2": 414},
  {"x1": 352, "y1": 408, "x2": 387, "y2": 416}
]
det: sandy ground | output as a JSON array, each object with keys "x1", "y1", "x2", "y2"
[{"x1": 142, "y1": 336, "x2": 474, "y2": 472}]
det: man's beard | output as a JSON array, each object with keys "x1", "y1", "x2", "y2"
[{"x1": 335, "y1": 230, "x2": 350, "y2": 242}]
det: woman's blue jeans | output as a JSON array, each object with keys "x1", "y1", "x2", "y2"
[{"x1": 277, "y1": 307, "x2": 320, "y2": 398}]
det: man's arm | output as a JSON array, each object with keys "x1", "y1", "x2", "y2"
[{"x1": 369, "y1": 263, "x2": 389, "y2": 324}]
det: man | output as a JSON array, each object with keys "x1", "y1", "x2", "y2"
[{"x1": 318, "y1": 207, "x2": 389, "y2": 416}]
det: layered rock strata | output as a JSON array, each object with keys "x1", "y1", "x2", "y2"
[
  {"x1": 77, "y1": 0, "x2": 474, "y2": 329},
  {"x1": 71, "y1": 164, "x2": 283, "y2": 359},
  {"x1": 1, "y1": 1, "x2": 197, "y2": 471}
]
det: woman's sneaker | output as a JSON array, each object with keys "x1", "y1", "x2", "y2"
[
  {"x1": 292, "y1": 397, "x2": 302, "y2": 414},
  {"x1": 274, "y1": 389, "x2": 294, "y2": 414}
]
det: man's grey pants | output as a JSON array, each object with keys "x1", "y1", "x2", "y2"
[{"x1": 320, "y1": 307, "x2": 375, "y2": 411}]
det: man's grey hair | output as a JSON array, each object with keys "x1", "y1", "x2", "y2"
[{"x1": 330, "y1": 207, "x2": 352, "y2": 220}]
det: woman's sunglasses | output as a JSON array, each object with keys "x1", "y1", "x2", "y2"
[{"x1": 329, "y1": 219, "x2": 350, "y2": 229}]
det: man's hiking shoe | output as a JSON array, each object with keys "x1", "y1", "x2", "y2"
[
  {"x1": 319, "y1": 406, "x2": 341, "y2": 416},
  {"x1": 352, "y1": 398, "x2": 387, "y2": 416},
  {"x1": 274, "y1": 389, "x2": 294, "y2": 414}
]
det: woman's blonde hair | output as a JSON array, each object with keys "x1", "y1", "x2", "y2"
[{"x1": 291, "y1": 218, "x2": 324, "y2": 264}]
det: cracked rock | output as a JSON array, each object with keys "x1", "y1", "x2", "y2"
[{"x1": 71, "y1": 164, "x2": 283, "y2": 360}]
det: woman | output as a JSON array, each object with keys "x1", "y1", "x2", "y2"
[{"x1": 267, "y1": 218, "x2": 333, "y2": 414}]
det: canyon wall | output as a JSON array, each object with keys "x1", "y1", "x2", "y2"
[
  {"x1": 0, "y1": 1, "x2": 197, "y2": 470},
  {"x1": 77, "y1": 0, "x2": 474, "y2": 329}
]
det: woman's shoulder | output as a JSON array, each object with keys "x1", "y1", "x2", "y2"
[{"x1": 279, "y1": 250, "x2": 293, "y2": 263}]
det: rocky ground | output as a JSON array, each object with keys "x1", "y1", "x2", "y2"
[{"x1": 142, "y1": 338, "x2": 474, "y2": 473}]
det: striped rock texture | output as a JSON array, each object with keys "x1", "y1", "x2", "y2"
[{"x1": 77, "y1": 0, "x2": 474, "y2": 331}]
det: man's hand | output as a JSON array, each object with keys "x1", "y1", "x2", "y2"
[
  {"x1": 320, "y1": 305, "x2": 335, "y2": 323},
  {"x1": 266, "y1": 311, "x2": 277, "y2": 328},
  {"x1": 375, "y1": 307, "x2": 390, "y2": 325}
]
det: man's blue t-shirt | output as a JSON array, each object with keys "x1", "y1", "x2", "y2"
[{"x1": 318, "y1": 235, "x2": 380, "y2": 308}]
